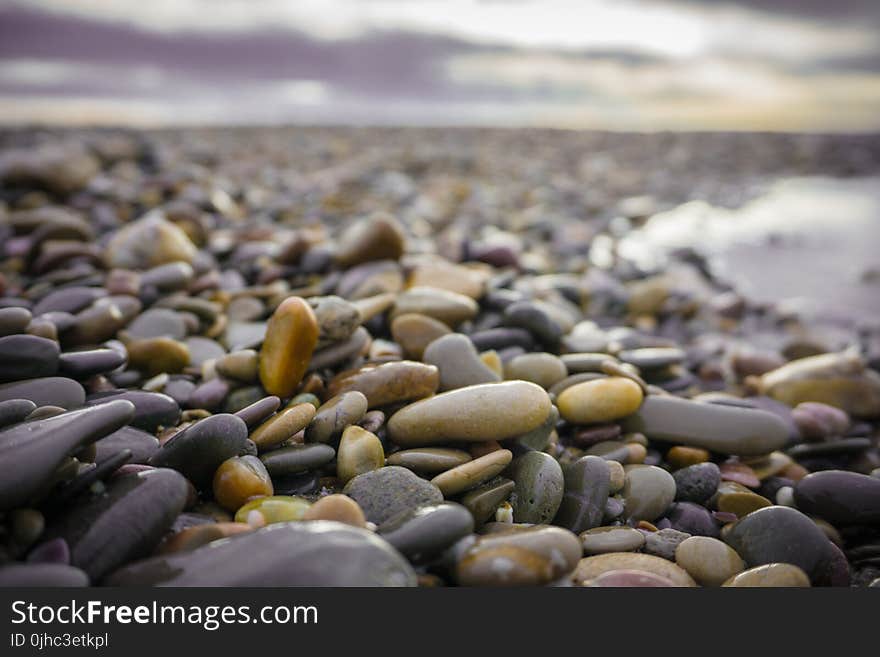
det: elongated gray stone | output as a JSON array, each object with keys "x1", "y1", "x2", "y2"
[
  {"x1": 0, "y1": 334, "x2": 60, "y2": 382},
  {"x1": 621, "y1": 395, "x2": 789, "y2": 456},
  {"x1": 0, "y1": 399, "x2": 135, "y2": 510},
  {"x1": 554, "y1": 455, "x2": 610, "y2": 533},
  {"x1": 423, "y1": 333, "x2": 500, "y2": 391},
  {"x1": 43, "y1": 468, "x2": 189, "y2": 580},
  {"x1": 0, "y1": 377, "x2": 85, "y2": 410},
  {"x1": 105, "y1": 521, "x2": 416, "y2": 586}
]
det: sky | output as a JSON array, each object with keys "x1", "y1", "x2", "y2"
[{"x1": 0, "y1": 0, "x2": 878, "y2": 131}]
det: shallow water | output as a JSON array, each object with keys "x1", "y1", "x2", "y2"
[{"x1": 618, "y1": 177, "x2": 880, "y2": 322}]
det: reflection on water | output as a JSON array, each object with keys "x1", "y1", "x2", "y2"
[{"x1": 617, "y1": 177, "x2": 880, "y2": 321}]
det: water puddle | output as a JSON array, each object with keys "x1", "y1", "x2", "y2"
[{"x1": 617, "y1": 177, "x2": 880, "y2": 322}]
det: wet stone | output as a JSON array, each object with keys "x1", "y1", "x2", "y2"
[
  {"x1": 212, "y1": 455, "x2": 274, "y2": 512},
  {"x1": 0, "y1": 398, "x2": 37, "y2": 428},
  {"x1": 622, "y1": 465, "x2": 676, "y2": 521},
  {"x1": 554, "y1": 455, "x2": 610, "y2": 534},
  {"x1": 581, "y1": 526, "x2": 646, "y2": 555},
  {"x1": 460, "y1": 478, "x2": 515, "y2": 528},
  {"x1": 259, "y1": 443, "x2": 336, "y2": 476},
  {"x1": 431, "y1": 449, "x2": 512, "y2": 497},
  {"x1": 336, "y1": 425, "x2": 385, "y2": 484},
  {"x1": 386, "y1": 447, "x2": 473, "y2": 475},
  {"x1": 722, "y1": 563, "x2": 811, "y2": 587},
  {"x1": 507, "y1": 451, "x2": 564, "y2": 524},
  {"x1": 59, "y1": 348, "x2": 126, "y2": 379},
  {"x1": 86, "y1": 390, "x2": 179, "y2": 432},
  {"x1": 423, "y1": 333, "x2": 501, "y2": 391},
  {"x1": 149, "y1": 413, "x2": 249, "y2": 488},
  {"x1": 305, "y1": 391, "x2": 368, "y2": 444},
  {"x1": 557, "y1": 377, "x2": 643, "y2": 425},
  {"x1": 343, "y1": 465, "x2": 443, "y2": 525},
  {"x1": 234, "y1": 496, "x2": 311, "y2": 524},
  {"x1": 106, "y1": 521, "x2": 416, "y2": 586},
  {"x1": 0, "y1": 334, "x2": 60, "y2": 382},
  {"x1": 378, "y1": 502, "x2": 474, "y2": 563},
  {"x1": 327, "y1": 361, "x2": 440, "y2": 409},
  {"x1": 572, "y1": 552, "x2": 697, "y2": 587},
  {"x1": 94, "y1": 426, "x2": 160, "y2": 464},
  {"x1": 301, "y1": 494, "x2": 366, "y2": 527},
  {"x1": 673, "y1": 462, "x2": 721, "y2": 504},
  {"x1": 250, "y1": 403, "x2": 315, "y2": 451},
  {"x1": 258, "y1": 296, "x2": 319, "y2": 398}
]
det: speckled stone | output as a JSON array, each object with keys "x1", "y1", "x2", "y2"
[
  {"x1": 673, "y1": 462, "x2": 721, "y2": 504},
  {"x1": 644, "y1": 528, "x2": 691, "y2": 560},
  {"x1": 343, "y1": 465, "x2": 443, "y2": 524}
]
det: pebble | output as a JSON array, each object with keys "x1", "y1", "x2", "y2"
[
  {"x1": 106, "y1": 521, "x2": 416, "y2": 586},
  {"x1": 309, "y1": 295, "x2": 361, "y2": 345},
  {"x1": 722, "y1": 562, "x2": 811, "y2": 587},
  {"x1": 125, "y1": 336, "x2": 190, "y2": 376},
  {"x1": 327, "y1": 361, "x2": 440, "y2": 408},
  {"x1": 581, "y1": 526, "x2": 646, "y2": 554},
  {"x1": 460, "y1": 478, "x2": 515, "y2": 528},
  {"x1": 343, "y1": 465, "x2": 443, "y2": 524},
  {"x1": 673, "y1": 462, "x2": 721, "y2": 504},
  {"x1": 0, "y1": 400, "x2": 134, "y2": 510},
  {"x1": 148, "y1": 413, "x2": 249, "y2": 488},
  {"x1": 572, "y1": 552, "x2": 697, "y2": 587},
  {"x1": 43, "y1": 468, "x2": 189, "y2": 580},
  {"x1": 213, "y1": 455, "x2": 274, "y2": 511},
  {"x1": 430, "y1": 449, "x2": 512, "y2": 496},
  {"x1": 378, "y1": 502, "x2": 474, "y2": 563},
  {"x1": 423, "y1": 333, "x2": 501, "y2": 391},
  {"x1": 0, "y1": 563, "x2": 89, "y2": 587},
  {"x1": 711, "y1": 481, "x2": 772, "y2": 517},
  {"x1": 504, "y1": 353, "x2": 568, "y2": 390},
  {"x1": 301, "y1": 494, "x2": 366, "y2": 527},
  {"x1": 336, "y1": 425, "x2": 385, "y2": 483},
  {"x1": 215, "y1": 349, "x2": 259, "y2": 382},
  {"x1": 0, "y1": 398, "x2": 36, "y2": 427},
  {"x1": 0, "y1": 307, "x2": 33, "y2": 336},
  {"x1": 390, "y1": 313, "x2": 451, "y2": 359},
  {"x1": 506, "y1": 451, "x2": 564, "y2": 524},
  {"x1": 94, "y1": 426, "x2": 159, "y2": 464},
  {"x1": 583, "y1": 569, "x2": 676, "y2": 587},
  {"x1": 259, "y1": 443, "x2": 336, "y2": 476},
  {"x1": 675, "y1": 536, "x2": 745, "y2": 586},
  {"x1": 793, "y1": 470, "x2": 880, "y2": 526},
  {"x1": 457, "y1": 525, "x2": 581, "y2": 586},
  {"x1": 250, "y1": 403, "x2": 315, "y2": 450},
  {"x1": 622, "y1": 465, "x2": 676, "y2": 521},
  {"x1": 666, "y1": 502, "x2": 720, "y2": 538},
  {"x1": 503, "y1": 301, "x2": 563, "y2": 347},
  {"x1": 723, "y1": 505, "x2": 833, "y2": 580},
  {"x1": 644, "y1": 527, "x2": 691, "y2": 560},
  {"x1": 86, "y1": 390, "x2": 180, "y2": 432},
  {"x1": 58, "y1": 348, "x2": 126, "y2": 379},
  {"x1": 159, "y1": 522, "x2": 253, "y2": 554},
  {"x1": 335, "y1": 213, "x2": 406, "y2": 267},
  {"x1": 557, "y1": 377, "x2": 643, "y2": 425},
  {"x1": 760, "y1": 352, "x2": 880, "y2": 418},
  {"x1": 0, "y1": 376, "x2": 85, "y2": 410},
  {"x1": 258, "y1": 296, "x2": 319, "y2": 398},
  {"x1": 0, "y1": 334, "x2": 59, "y2": 382},
  {"x1": 386, "y1": 447, "x2": 473, "y2": 475},
  {"x1": 392, "y1": 286, "x2": 478, "y2": 327},
  {"x1": 105, "y1": 212, "x2": 197, "y2": 269},
  {"x1": 125, "y1": 308, "x2": 187, "y2": 340},
  {"x1": 387, "y1": 381, "x2": 552, "y2": 446},
  {"x1": 621, "y1": 395, "x2": 789, "y2": 456},
  {"x1": 305, "y1": 391, "x2": 368, "y2": 444},
  {"x1": 554, "y1": 455, "x2": 610, "y2": 534},
  {"x1": 233, "y1": 496, "x2": 311, "y2": 524}
]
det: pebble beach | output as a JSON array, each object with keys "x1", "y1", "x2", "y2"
[{"x1": 1, "y1": 126, "x2": 879, "y2": 588}]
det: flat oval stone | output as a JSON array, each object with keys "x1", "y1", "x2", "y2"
[
  {"x1": 258, "y1": 296, "x2": 319, "y2": 398},
  {"x1": 794, "y1": 470, "x2": 880, "y2": 526},
  {"x1": 0, "y1": 377, "x2": 85, "y2": 410},
  {"x1": 343, "y1": 465, "x2": 443, "y2": 524},
  {"x1": 213, "y1": 455, "x2": 273, "y2": 511},
  {"x1": 125, "y1": 336, "x2": 190, "y2": 376},
  {"x1": 94, "y1": 426, "x2": 160, "y2": 464},
  {"x1": 86, "y1": 390, "x2": 180, "y2": 432},
  {"x1": 106, "y1": 521, "x2": 416, "y2": 586},
  {"x1": 337, "y1": 425, "x2": 385, "y2": 484},
  {"x1": 391, "y1": 313, "x2": 451, "y2": 359},
  {"x1": 584, "y1": 569, "x2": 675, "y2": 587},
  {"x1": 234, "y1": 496, "x2": 311, "y2": 524},
  {"x1": 250, "y1": 403, "x2": 315, "y2": 451},
  {"x1": 580, "y1": 526, "x2": 645, "y2": 555},
  {"x1": 760, "y1": 352, "x2": 880, "y2": 419},
  {"x1": 43, "y1": 468, "x2": 189, "y2": 580},
  {"x1": 673, "y1": 462, "x2": 721, "y2": 504},
  {"x1": 327, "y1": 361, "x2": 440, "y2": 408},
  {"x1": 392, "y1": 286, "x2": 478, "y2": 327},
  {"x1": 504, "y1": 352, "x2": 567, "y2": 390},
  {"x1": 572, "y1": 553, "x2": 697, "y2": 587},
  {"x1": 503, "y1": 300, "x2": 563, "y2": 347},
  {"x1": 105, "y1": 213, "x2": 197, "y2": 270},
  {"x1": 0, "y1": 563, "x2": 89, "y2": 587},
  {"x1": 0, "y1": 398, "x2": 37, "y2": 428},
  {"x1": 387, "y1": 381, "x2": 552, "y2": 446},
  {"x1": 378, "y1": 502, "x2": 474, "y2": 563},
  {"x1": 722, "y1": 562, "x2": 811, "y2": 587},
  {"x1": 215, "y1": 349, "x2": 259, "y2": 382},
  {"x1": 305, "y1": 391, "x2": 368, "y2": 444},
  {"x1": 623, "y1": 465, "x2": 676, "y2": 521},
  {"x1": 59, "y1": 348, "x2": 126, "y2": 379},
  {"x1": 0, "y1": 306, "x2": 32, "y2": 336},
  {"x1": 617, "y1": 347, "x2": 685, "y2": 370},
  {"x1": 621, "y1": 395, "x2": 789, "y2": 457},
  {"x1": 260, "y1": 443, "x2": 336, "y2": 476},
  {"x1": 507, "y1": 451, "x2": 564, "y2": 524},
  {"x1": 0, "y1": 334, "x2": 59, "y2": 382},
  {"x1": 557, "y1": 377, "x2": 643, "y2": 425},
  {"x1": 301, "y1": 494, "x2": 366, "y2": 527},
  {"x1": 386, "y1": 447, "x2": 473, "y2": 475},
  {"x1": 460, "y1": 478, "x2": 515, "y2": 528},
  {"x1": 149, "y1": 413, "x2": 249, "y2": 488},
  {"x1": 723, "y1": 505, "x2": 833, "y2": 580},
  {"x1": 712, "y1": 481, "x2": 772, "y2": 518},
  {"x1": 125, "y1": 308, "x2": 187, "y2": 340},
  {"x1": 675, "y1": 536, "x2": 745, "y2": 587},
  {"x1": 554, "y1": 455, "x2": 610, "y2": 534},
  {"x1": 431, "y1": 449, "x2": 512, "y2": 496},
  {"x1": 0, "y1": 399, "x2": 135, "y2": 510},
  {"x1": 424, "y1": 333, "x2": 500, "y2": 391},
  {"x1": 234, "y1": 395, "x2": 280, "y2": 428},
  {"x1": 457, "y1": 525, "x2": 581, "y2": 586}
]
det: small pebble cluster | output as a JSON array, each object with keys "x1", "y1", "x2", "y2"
[{"x1": 1, "y1": 128, "x2": 879, "y2": 588}]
